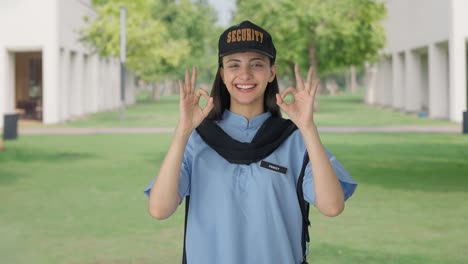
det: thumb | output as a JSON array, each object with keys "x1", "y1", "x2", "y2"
[{"x1": 202, "y1": 97, "x2": 214, "y2": 116}]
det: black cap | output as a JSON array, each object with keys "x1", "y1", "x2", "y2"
[{"x1": 218, "y1": 20, "x2": 276, "y2": 62}]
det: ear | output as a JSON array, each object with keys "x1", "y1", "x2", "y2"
[{"x1": 269, "y1": 64, "x2": 276, "y2": 83}]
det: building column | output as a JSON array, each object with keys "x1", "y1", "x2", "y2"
[
  {"x1": 89, "y1": 54, "x2": 99, "y2": 113},
  {"x1": 82, "y1": 54, "x2": 90, "y2": 114},
  {"x1": 98, "y1": 58, "x2": 105, "y2": 111},
  {"x1": 420, "y1": 52, "x2": 429, "y2": 113},
  {"x1": 382, "y1": 56, "x2": 393, "y2": 107},
  {"x1": 375, "y1": 59, "x2": 385, "y2": 105},
  {"x1": 405, "y1": 50, "x2": 421, "y2": 112},
  {"x1": 125, "y1": 70, "x2": 135, "y2": 105},
  {"x1": 0, "y1": 49, "x2": 5, "y2": 126},
  {"x1": 113, "y1": 58, "x2": 120, "y2": 108},
  {"x1": 392, "y1": 52, "x2": 405, "y2": 109},
  {"x1": 75, "y1": 52, "x2": 84, "y2": 116},
  {"x1": 449, "y1": 0, "x2": 468, "y2": 122},
  {"x1": 59, "y1": 48, "x2": 69, "y2": 122},
  {"x1": 43, "y1": 45, "x2": 60, "y2": 124},
  {"x1": 0, "y1": 49, "x2": 15, "y2": 126},
  {"x1": 364, "y1": 63, "x2": 377, "y2": 105},
  {"x1": 69, "y1": 51, "x2": 78, "y2": 117},
  {"x1": 429, "y1": 43, "x2": 450, "y2": 119}
]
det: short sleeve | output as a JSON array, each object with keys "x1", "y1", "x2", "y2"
[
  {"x1": 143, "y1": 135, "x2": 194, "y2": 203},
  {"x1": 302, "y1": 149, "x2": 357, "y2": 205}
]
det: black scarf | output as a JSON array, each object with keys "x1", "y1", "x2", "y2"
[{"x1": 195, "y1": 116, "x2": 298, "y2": 164}]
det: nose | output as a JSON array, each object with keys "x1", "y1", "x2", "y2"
[{"x1": 238, "y1": 65, "x2": 253, "y2": 80}]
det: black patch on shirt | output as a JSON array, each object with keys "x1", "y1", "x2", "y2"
[{"x1": 260, "y1": 160, "x2": 287, "y2": 174}]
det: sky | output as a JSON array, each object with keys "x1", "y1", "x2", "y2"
[{"x1": 207, "y1": 0, "x2": 236, "y2": 27}]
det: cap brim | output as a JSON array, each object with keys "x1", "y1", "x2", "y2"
[{"x1": 219, "y1": 48, "x2": 274, "y2": 59}]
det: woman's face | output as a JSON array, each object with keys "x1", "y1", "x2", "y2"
[{"x1": 220, "y1": 51, "x2": 276, "y2": 109}]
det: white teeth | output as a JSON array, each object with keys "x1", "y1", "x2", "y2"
[{"x1": 236, "y1": 84, "x2": 255, "y2": 90}]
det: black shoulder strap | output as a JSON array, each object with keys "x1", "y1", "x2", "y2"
[
  {"x1": 297, "y1": 153, "x2": 311, "y2": 264},
  {"x1": 182, "y1": 196, "x2": 189, "y2": 264}
]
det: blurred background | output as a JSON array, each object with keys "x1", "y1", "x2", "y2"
[{"x1": 0, "y1": 0, "x2": 467, "y2": 263}]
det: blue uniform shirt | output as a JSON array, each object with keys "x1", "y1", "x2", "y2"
[{"x1": 145, "y1": 110, "x2": 357, "y2": 264}]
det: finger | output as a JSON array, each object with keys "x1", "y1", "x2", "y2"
[
  {"x1": 191, "y1": 66, "x2": 197, "y2": 92},
  {"x1": 305, "y1": 66, "x2": 314, "y2": 92},
  {"x1": 179, "y1": 80, "x2": 185, "y2": 98},
  {"x1": 310, "y1": 79, "x2": 320, "y2": 97},
  {"x1": 276, "y1": 93, "x2": 284, "y2": 105},
  {"x1": 196, "y1": 89, "x2": 214, "y2": 116},
  {"x1": 294, "y1": 64, "x2": 305, "y2": 91},
  {"x1": 280, "y1": 87, "x2": 297, "y2": 99},
  {"x1": 184, "y1": 69, "x2": 191, "y2": 94},
  {"x1": 202, "y1": 97, "x2": 214, "y2": 116},
  {"x1": 196, "y1": 89, "x2": 210, "y2": 99}
]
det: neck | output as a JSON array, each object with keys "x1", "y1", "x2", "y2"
[{"x1": 229, "y1": 103, "x2": 264, "y2": 120}]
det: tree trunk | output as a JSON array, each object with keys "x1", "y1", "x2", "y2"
[
  {"x1": 152, "y1": 83, "x2": 160, "y2": 101},
  {"x1": 326, "y1": 78, "x2": 339, "y2": 96},
  {"x1": 164, "y1": 79, "x2": 176, "y2": 96},
  {"x1": 350, "y1": 65, "x2": 357, "y2": 94},
  {"x1": 308, "y1": 43, "x2": 318, "y2": 78},
  {"x1": 345, "y1": 68, "x2": 351, "y2": 93}
]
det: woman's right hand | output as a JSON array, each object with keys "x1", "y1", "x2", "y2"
[{"x1": 177, "y1": 67, "x2": 214, "y2": 134}]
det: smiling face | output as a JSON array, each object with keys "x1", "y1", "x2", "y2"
[{"x1": 220, "y1": 52, "x2": 276, "y2": 116}]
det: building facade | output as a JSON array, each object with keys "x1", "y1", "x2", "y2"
[
  {"x1": 365, "y1": 0, "x2": 468, "y2": 123},
  {"x1": 0, "y1": 0, "x2": 135, "y2": 126}
]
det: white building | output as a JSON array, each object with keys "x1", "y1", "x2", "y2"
[
  {"x1": 366, "y1": 0, "x2": 468, "y2": 123},
  {"x1": 0, "y1": 0, "x2": 136, "y2": 126}
]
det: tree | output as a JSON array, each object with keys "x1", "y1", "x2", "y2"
[
  {"x1": 234, "y1": 0, "x2": 386, "y2": 80},
  {"x1": 81, "y1": 0, "x2": 220, "y2": 93},
  {"x1": 151, "y1": 0, "x2": 221, "y2": 83},
  {"x1": 82, "y1": 0, "x2": 189, "y2": 83}
]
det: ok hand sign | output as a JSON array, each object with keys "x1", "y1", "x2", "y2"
[
  {"x1": 178, "y1": 67, "x2": 214, "y2": 133},
  {"x1": 276, "y1": 64, "x2": 319, "y2": 130}
]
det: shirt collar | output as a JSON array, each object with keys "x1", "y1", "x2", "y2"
[{"x1": 221, "y1": 110, "x2": 272, "y2": 130}]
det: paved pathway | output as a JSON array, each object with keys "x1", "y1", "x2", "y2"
[{"x1": 18, "y1": 125, "x2": 462, "y2": 135}]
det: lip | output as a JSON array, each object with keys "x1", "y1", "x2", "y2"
[{"x1": 234, "y1": 83, "x2": 257, "y2": 93}]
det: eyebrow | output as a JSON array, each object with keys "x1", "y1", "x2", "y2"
[{"x1": 225, "y1": 57, "x2": 266, "y2": 63}]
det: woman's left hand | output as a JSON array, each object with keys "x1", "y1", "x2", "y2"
[{"x1": 276, "y1": 64, "x2": 319, "y2": 129}]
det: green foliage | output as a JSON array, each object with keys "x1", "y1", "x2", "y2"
[
  {"x1": 234, "y1": 0, "x2": 386, "y2": 77},
  {"x1": 151, "y1": 0, "x2": 222, "y2": 82},
  {"x1": 81, "y1": 0, "x2": 221, "y2": 83}
]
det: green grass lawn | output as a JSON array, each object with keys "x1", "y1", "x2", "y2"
[
  {"x1": 30, "y1": 91, "x2": 458, "y2": 128},
  {"x1": 1, "y1": 133, "x2": 467, "y2": 264}
]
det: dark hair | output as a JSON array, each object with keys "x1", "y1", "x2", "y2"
[{"x1": 206, "y1": 58, "x2": 281, "y2": 121}]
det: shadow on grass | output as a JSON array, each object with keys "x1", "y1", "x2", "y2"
[
  {"x1": 0, "y1": 145, "x2": 96, "y2": 186},
  {"x1": 143, "y1": 151, "x2": 167, "y2": 165},
  {"x1": 137, "y1": 96, "x2": 179, "y2": 105},
  {"x1": 0, "y1": 145, "x2": 96, "y2": 164},
  {"x1": 329, "y1": 142, "x2": 468, "y2": 193},
  {"x1": 0, "y1": 168, "x2": 25, "y2": 186},
  {"x1": 311, "y1": 243, "x2": 459, "y2": 264}
]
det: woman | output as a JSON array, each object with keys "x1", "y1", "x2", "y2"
[{"x1": 145, "y1": 20, "x2": 356, "y2": 264}]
